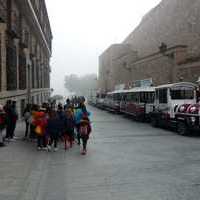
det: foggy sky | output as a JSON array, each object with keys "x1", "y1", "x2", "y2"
[{"x1": 45, "y1": 0, "x2": 162, "y2": 95}]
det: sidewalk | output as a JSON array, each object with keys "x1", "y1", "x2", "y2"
[
  {"x1": 0, "y1": 122, "x2": 38, "y2": 200},
  {"x1": 1, "y1": 106, "x2": 200, "y2": 200}
]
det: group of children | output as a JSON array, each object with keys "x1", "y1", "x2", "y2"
[{"x1": 23, "y1": 99, "x2": 92, "y2": 155}]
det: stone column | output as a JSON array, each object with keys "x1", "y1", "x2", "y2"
[
  {"x1": 0, "y1": 23, "x2": 7, "y2": 91},
  {"x1": 41, "y1": 65, "x2": 44, "y2": 88},
  {"x1": 23, "y1": 48, "x2": 31, "y2": 103},
  {"x1": 13, "y1": 38, "x2": 20, "y2": 89},
  {"x1": 47, "y1": 67, "x2": 50, "y2": 88},
  {"x1": 39, "y1": 64, "x2": 42, "y2": 89},
  {"x1": 32, "y1": 56, "x2": 37, "y2": 88},
  {"x1": 37, "y1": 62, "x2": 41, "y2": 89}
]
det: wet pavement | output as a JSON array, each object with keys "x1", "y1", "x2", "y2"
[{"x1": 1, "y1": 105, "x2": 200, "y2": 200}]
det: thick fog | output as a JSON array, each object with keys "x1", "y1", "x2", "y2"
[{"x1": 45, "y1": 0, "x2": 162, "y2": 95}]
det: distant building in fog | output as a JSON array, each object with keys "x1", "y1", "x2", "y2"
[
  {"x1": 98, "y1": 0, "x2": 200, "y2": 92},
  {"x1": 0, "y1": 0, "x2": 52, "y2": 116}
]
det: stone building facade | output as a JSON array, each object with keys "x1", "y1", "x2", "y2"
[
  {"x1": 99, "y1": 44, "x2": 137, "y2": 92},
  {"x1": 0, "y1": 0, "x2": 52, "y2": 117},
  {"x1": 98, "y1": 0, "x2": 200, "y2": 92}
]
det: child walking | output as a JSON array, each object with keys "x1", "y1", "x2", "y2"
[
  {"x1": 33, "y1": 111, "x2": 47, "y2": 150},
  {"x1": 79, "y1": 113, "x2": 91, "y2": 155},
  {"x1": 63, "y1": 109, "x2": 75, "y2": 150},
  {"x1": 46, "y1": 110, "x2": 61, "y2": 152}
]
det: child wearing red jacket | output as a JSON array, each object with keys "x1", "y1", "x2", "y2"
[{"x1": 33, "y1": 111, "x2": 47, "y2": 150}]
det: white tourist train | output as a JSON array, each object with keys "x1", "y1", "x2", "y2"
[{"x1": 89, "y1": 81, "x2": 200, "y2": 135}]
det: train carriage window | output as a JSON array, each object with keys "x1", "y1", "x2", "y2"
[
  {"x1": 149, "y1": 92, "x2": 155, "y2": 103},
  {"x1": 117, "y1": 93, "x2": 122, "y2": 101},
  {"x1": 131, "y1": 93, "x2": 135, "y2": 102},
  {"x1": 101, "y1": 93, "x2": 106, "y2": 98},
  {"x1": 158, "y1": 88, "x2": 167, "y2": 103},
  {"x1": 113, "y1": 93, "x2": 121, "y2": 101},
  {"x1": 140, "y1": 92, "x2": 145, "y2": 103},
  {"x1": 140, "y1": 92, "x2": 154, "y2": 103},
  {"x1": 127, "y1": 93, "x2": 132, "y2": 102},
  {"x1": 135, "y1": 92, "x2": 139, "y2": 102},
  {"x1": 156, "y1": 90, "x2": 159, "y2": 99},
  {"x1": 123, "y1": 93, "x2": 127, "y2": 101},
  {"x1": 170, "y1": 89, "x2": 194, "y2": 99}
]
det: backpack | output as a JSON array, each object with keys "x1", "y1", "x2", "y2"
[
  {"x1": 80, "y1": 125, "x2": 88, "y2": 136},
  {"x1": 35, "y1": 125, "x2": 43, "y2": 136}
]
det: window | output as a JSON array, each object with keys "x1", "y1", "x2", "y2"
[
  {"x1": 22, "y1": 29, "x2": 29, "y2": 47},
  {"x1": 7, "y1": 45, "x2": 17, "y2": 90},
  {"x1": 132, "y1": 92, "x2": 139, "y2": 102},
  {"x1": 127, "y1": 93, "x2": 132, "y2": 102},
  {"x1": 122, "y1": 93, "x2": 127, "y2": 101},
  {"x1": 19, "y1": 53, "x2": 27, "y2": 90},
  {"x1": 35, "y1": 0, "x2": 40, "y2": 10},
  {"x1": 157, "y1": 88, "x2": 168, "y2": 103},
  {"x1": 170, "y1": 89, "x2": 194, "y2": 100},
  {"x1": 140, "y1": 92, "x2": 145, "y2": 103},
  {"x1": 140, "y1": 92, "x2": 155, "y2": 103},
  {"x1": 113, "y1": 93, "x2": 122, "y2": 101}
]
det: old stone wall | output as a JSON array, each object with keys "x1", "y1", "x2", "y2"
[
  {"x1": 98, "y1": 44, "x2": 137, "y2": 92},
  {"x1": 98, "y1": 0, "x2": 200, "y2": 92},
  {"x1": 0, "y1": 0, "x2": 52, "y2": 117},
  {"x1": 124, "y1": 0, "x2": 200, "y2": 58}
]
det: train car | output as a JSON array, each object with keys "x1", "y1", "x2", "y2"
[
  {"x1": 96, "y1": 93, "x2": 106, "y2": 109},
  {"x1": 175, "y1": 103, "x2": 200, "y2": 135},
  {"x1": 120, "y1": 87, "x2": 155, "y2": 121},
  {"x1": 150, "y1": 82, "x2": 197, "y2": 129},
  {"x1": 104, "y1": 90, "x2": 126, "y2": 113}
]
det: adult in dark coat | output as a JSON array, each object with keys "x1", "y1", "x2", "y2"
[{"x1": 4, "y1": 100, "x2": 18, "y2": 140}]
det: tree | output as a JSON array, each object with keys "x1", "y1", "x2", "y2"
[{"x1": 64, "y1": 74, "x2": 97, "y2": 96}]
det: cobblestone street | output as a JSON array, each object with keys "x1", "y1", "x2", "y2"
[{"x1": 1, "y1": 105, "x2": 200, "y2": 200}]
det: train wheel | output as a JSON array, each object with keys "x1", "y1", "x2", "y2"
[{"x1": 177, "y1": 122, "x2": 188, "y2": 136}]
